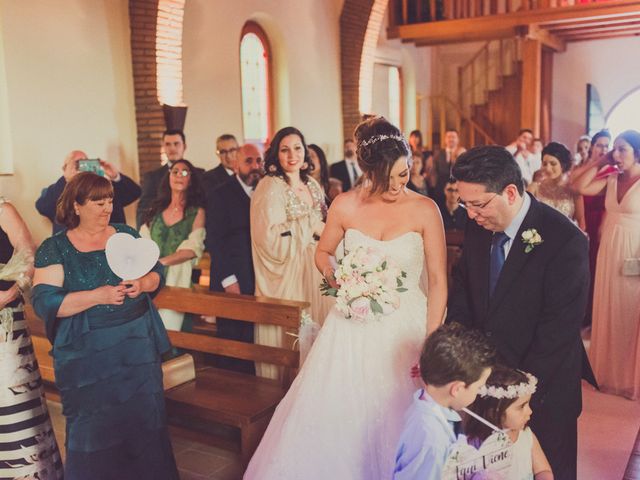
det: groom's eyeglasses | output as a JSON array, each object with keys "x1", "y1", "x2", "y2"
[{"x1": 458, "y1": 193, "x2": 498, "y2": 212}]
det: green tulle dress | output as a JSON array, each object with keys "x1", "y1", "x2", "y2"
[{"x1": 32, "y1": 224, "x2": 179, "y2": 480}]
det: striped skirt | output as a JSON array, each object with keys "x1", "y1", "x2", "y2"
[{"x1": 0, "y1": 304, "x2": 63, "y2": 479}]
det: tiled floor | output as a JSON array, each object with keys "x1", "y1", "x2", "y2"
[{"x1": 47, "y1": 385, "x2": 638, "y2": 479}]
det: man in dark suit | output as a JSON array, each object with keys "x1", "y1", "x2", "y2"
[
  {"x1": 447, "y1": 146, "x2": 589, "y2": 480},
  {"x1": 329, "y1": 138, "x2": 361, "y2": 191},
  {"x1": 36, "y1": 150, "x2": 141, "y2": 234},
  {"x1": 205, "y1": 143, "x2": 264, "y2": 374},
  {"x1": 136, "y1": 129, "x2": 203, "y2": 227},
  {"x1": 201, "y1": 134, "x2": 239, "y2": 195}
]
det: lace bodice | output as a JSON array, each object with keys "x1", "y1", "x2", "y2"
[{"x1": 344, "y1": 228, "x2": 425, "y2": 293}]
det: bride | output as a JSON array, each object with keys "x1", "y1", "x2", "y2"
[{"x1": 244, "y1": 117, "x2": 448, "y2": 479}]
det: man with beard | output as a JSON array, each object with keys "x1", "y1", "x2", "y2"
[
  {"x1": 205, "y1": 143, "x2": 264, "y2": 373},
  {"x1": 330, "y1": 138, "x2": 361, "y2": 192}
]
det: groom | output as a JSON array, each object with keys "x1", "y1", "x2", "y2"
[{"x1": 447, "y1": 146, "x2": 589, "y2": 480}]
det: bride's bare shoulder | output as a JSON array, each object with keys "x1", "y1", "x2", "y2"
[
  {"x1": 407, "y1": 190, "x2": 439, "y2": 212},
  {"x1": 328, "y1": 189, "x2": 361, "y2": 214}
]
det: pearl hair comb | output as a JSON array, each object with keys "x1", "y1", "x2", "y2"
[{"x1": 358, "y1": 134, "x2": 406, "y2": 148}]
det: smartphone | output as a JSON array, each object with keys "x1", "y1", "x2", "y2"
[{"x1": 78, "y1": 159, "x2": 105, "y2": 177}]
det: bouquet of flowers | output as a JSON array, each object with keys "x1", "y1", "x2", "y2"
[{"x1": 321, "y1": 246, "x2": 407, "y2": 322}]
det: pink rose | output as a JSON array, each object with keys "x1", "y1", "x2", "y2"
[{"x1": 349, "y1": 297, "x2": 371, "y2": 321}]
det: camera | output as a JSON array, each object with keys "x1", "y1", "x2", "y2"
[{"x1": 78, "y1": 159, "x2": 105, "y2": 177}]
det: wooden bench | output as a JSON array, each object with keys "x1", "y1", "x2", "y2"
[{"x1": 25, "y1": 286, "x2": 307, "y2": 465}]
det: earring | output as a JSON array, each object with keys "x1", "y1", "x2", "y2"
[
  {"x1": 74, "y1": 209, "x2": 80, "y2": 215},
  {"x1": 301, "y1": 162, "x2": 309, "y2": 170},
  {"x1": 268, "y1": 164, "x2": 277, "y2": 173}
]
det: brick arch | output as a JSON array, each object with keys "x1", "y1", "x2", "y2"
[
  {"x1": 130, "y1": 0, "x2": 388, "y2": 173},
  {"x1": 129, "y1": 0, "x2": 186, "y2": 177},
  {"x1": 340, "y1": 0, "x2": 388, "y2": 140}
]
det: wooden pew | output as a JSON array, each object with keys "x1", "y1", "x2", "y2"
[{"x1": 25, "y1": 287, "x2": 308, "y2": 465}]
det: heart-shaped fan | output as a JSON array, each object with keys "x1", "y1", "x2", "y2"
[{"x1": 105, "y1": 232, "x2": 160, "y2": 280}]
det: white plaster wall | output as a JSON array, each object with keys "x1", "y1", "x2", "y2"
[
  {"x1": 0, "y1": 0, "x2": 138, "y2": 243},
  {"x1": 375, "y1": 9, "x2": 433, "y2": 139},
  {"x1": 552, "y1": 37, "x2": 640, "y2": 147},
  {"x1": 182, "y1": 0, "x2": 345, "y2": 165}
]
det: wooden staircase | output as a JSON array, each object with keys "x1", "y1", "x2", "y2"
[
  {"x1": 460, "y1": 38, "x2": 524, "y2": 145},
  {"x1": 425, "y1": 37, "x2": 524, "y2": 148}
]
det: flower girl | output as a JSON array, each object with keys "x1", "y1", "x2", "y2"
[{"x1": 465, "y1": 365, "x2": 553, "y2": 480}]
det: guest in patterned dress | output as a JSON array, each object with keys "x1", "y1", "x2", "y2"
[
  {"x1": 0, "y1": 198, "x2": 63, "y2": 479},
  {"x1": 32, "y1": 172, "x2": 179, "y2": 480},
  {"x1": 528, "y1": 142, "x2": 586, "y2": 231},
  {"x1": 250, "y1": 127, "x2": 333, "y2": 379},
  {"x1": 140, "y1": 159, "x2": 205, "y2": 331}
]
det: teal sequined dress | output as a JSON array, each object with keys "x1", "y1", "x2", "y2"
[{"x1": 32, "y1": 224, "x2": 179, "y2": 480}]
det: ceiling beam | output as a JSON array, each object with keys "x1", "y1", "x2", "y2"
[
  {"x1": 387, "y1": 0, "x2": 640, "y2": 45},
  {"x1": 564, "y1": 27, "x2": 640, "y2": 42},
  {"x1": 543, "y1": 13, "x2": 640, "y2": 31},
  {"x1": 555, "y1": 20, "x2": 640, "y2": 37},
  {"x1": 527, "y1": 25, "x2": 566, "y2": 52}
]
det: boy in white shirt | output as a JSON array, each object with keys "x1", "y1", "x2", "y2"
[{"x1": 393, "y1": 324, "x2": 496, "y2": 480}]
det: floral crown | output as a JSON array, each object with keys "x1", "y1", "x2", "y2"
[
  {"x1": 478, "y1": 371, "x2": 538, "y2": 399},
  {"x1": 358, "y1": 134, "x2": 406, "y2": 149}
]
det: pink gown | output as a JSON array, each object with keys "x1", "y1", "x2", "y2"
[{"x1": 589, "y1": 175, "x2": 640, "y2": 399}]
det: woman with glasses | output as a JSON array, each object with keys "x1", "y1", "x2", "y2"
[{"x1": 140, "y1": 160, "x2": 205, "y2": 330}]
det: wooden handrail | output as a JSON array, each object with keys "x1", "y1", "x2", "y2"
[{"x1": 429, "y1": 95, "x2": 497, "y2": 145}]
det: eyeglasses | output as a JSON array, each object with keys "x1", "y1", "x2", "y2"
[
  {"x1": 217, "y1": 147, "x2": 238, "y2": 156},
  {"x1": 458, "y1": 193, "x2": 497, "y2": 212},
  {"x1": 170, "y1": 169, "x2": 190, "y2": 177}
]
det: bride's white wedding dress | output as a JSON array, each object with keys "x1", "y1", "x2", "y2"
[{"x1": 244, "y1": 229, "x2": 428, "y2": 479}]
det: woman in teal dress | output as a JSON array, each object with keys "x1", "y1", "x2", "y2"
[
  {"x1": 32, "y1": 172, "x2": 179, "y2": 480},
  {"x1": 140, "y1": 159, "x2": 205, "y2": 331}
]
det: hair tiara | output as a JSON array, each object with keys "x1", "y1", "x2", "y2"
[
  {"x1": 358, "y1": 134, "x2": 406, "y2": 149},
  {"x1": 478, "y1": 371, "x2": 538, "y2": 399}
]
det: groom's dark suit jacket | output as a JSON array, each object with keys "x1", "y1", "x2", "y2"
[{"x1": 447, "y1": 194, "x2": 589, "y2": 423}]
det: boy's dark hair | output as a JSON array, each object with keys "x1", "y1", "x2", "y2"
[
  {"x1": 420, "y1": 323, "x2": 496, "y2": 387},
  {"x1": 451, "y1": 145, "x2": 524, "y2": 195},
  {"x1": 519, "y1": 128, "x2": 533, "y2": 136},
  {"x1": 465, "y1": 365, "x2": 530, "y2": 442},
  {"x1": 163, "y1": 129, "x2": 186, "y2": 144}
]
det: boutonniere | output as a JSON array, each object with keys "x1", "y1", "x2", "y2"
[{"x1": 521, "y1": 228, "x2": 543, "y2": 253}]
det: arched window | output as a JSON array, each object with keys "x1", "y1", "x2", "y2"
[
  {"x1": 372, "y1": 64, "x2": 403, "y2": 130},
  {"x1": 606, "y1": 87, "x2": 640, "y2": 140},
  {"x1": 388, "y1": 66, "x2": 402, "y2": 129},
  {"x1": 240, "y1": 22, "x2": 272, "y2": 145}
]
